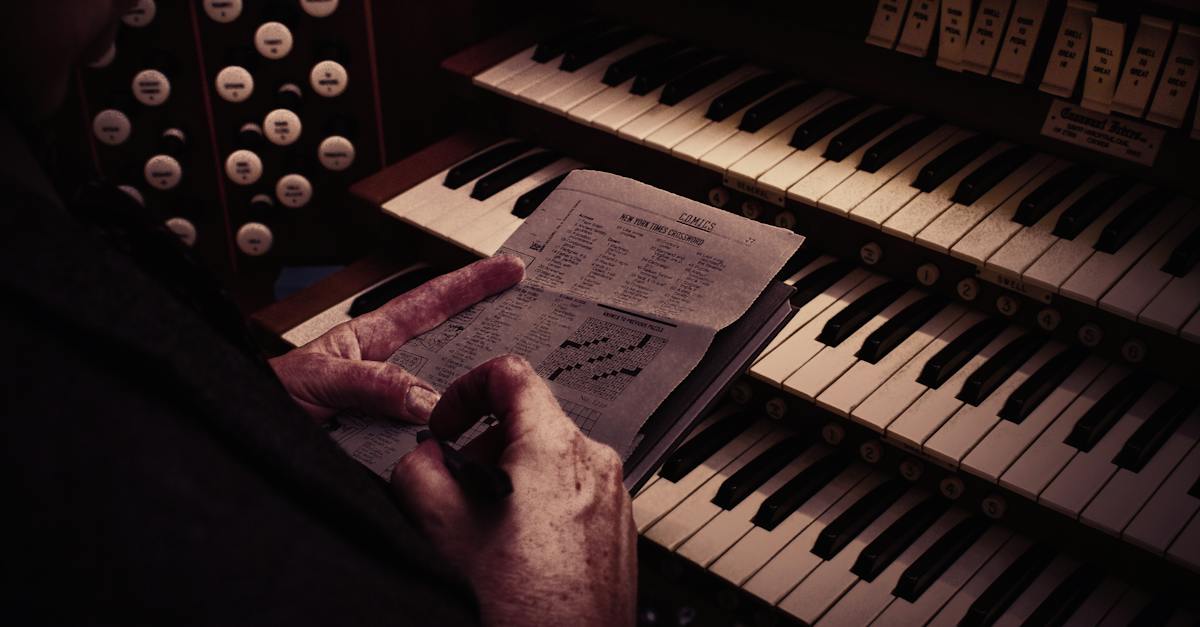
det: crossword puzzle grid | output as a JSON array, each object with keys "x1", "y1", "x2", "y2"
[
  {"x1": 535, "y1": 317, "x2": 667, "y2": 401},
  {"x1": 559, "y1": 400, "x2": 601, "y2": 436}
]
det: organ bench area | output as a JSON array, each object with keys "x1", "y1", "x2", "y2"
[{"x1": 251, "y1": 2, "x2": 1200, "y2": 625}]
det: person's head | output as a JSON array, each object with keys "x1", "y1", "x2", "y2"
[{"x1": 1, "y1": 1, "x2": 137, "y2": 122}]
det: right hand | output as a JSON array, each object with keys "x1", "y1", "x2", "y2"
[{"x1": 390, "y1": 356, "x2": 636, "y2": 627}]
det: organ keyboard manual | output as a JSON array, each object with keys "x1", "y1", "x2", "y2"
[{"x1": 323, "y1": 170, "x2": 801, "y2": 486}]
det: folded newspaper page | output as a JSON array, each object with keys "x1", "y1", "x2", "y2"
[{"x1": 328, "y1": 171, "x2": 804, "y2": 478}]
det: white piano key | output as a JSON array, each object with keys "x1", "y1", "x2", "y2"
[
  {"x1": 1082, "y1": 410, "x2": 1200, "y2": 536},
  {"x1": 817, "y1": 303, "x2": 968, "y2": 417},
  {"x1": 566, "y1": 79, "x2": 638, "y2": 124},
  {"x1": 723, "y1": 114, "x2": 824, "y2": 199},
  {"x1": 788, "y1": 114, "x2": 921, "y2": 206},
  {"x1": 915, "y1": 153, "x2": 1056, "y2": 253},
  {"x1": 1102, "y1": 210, "x2": 1200, "y2": 320},
  {"x1": 591, "y1": 85, "x2": 670, "y2": 132},
  {"x1": 848, "y1": 130, "x2": 977, "y2": 228},
  {"x1": 1096, "y1": 587, "x2": 1150, "y2": 627},
  {"x1": 474, "y1": 46, "x2": 538, "y2": 89},
  {"x1": 872, "y1": 524, "x2": 1014, "y2": 627},
  {"x1": 1039, "y1": 381, "x2": 1175, "y2": 517},
  {"x1": 742, "y1": 472, "x2": 890, "y2": 604},
  {"x1": 950, "y1": 159, "x2": 1072, "y2": 265},
  {"x1": 851, "y1": 310, "x2": 988, "y2": 432},
  {"x1": 616, "y1": 66, "x2": 759, "y2": 142},
  {"x1": 644, "y1": 429, "x2": 793, "y2": 550},
  {"x1": 632, "y1": 415, "x2": 771, "y2": 532},
  {"x1": 710, "y1": 463, "x2": 872, "y2": 586},
  {"x1": 887, "y1": 326, "x2": 1026, "y2": 451},
  {"x1": 280, "y1": 266, "x2": 430, "y2": 348},
  {"x1": 516, "y1": 37, "x2": 662, "y2": 106},
  {"x1": 398, "y1": 145, "x2": 541, "y2": 226},
  {"x1": 753, "y1": 256, "x2": 843, "y2": 362},
  {"x1": 1063, "y1": 577, "x2": 1129, "y2": 627},
  {"x1": 1124, "y1": 439, "x2": 1200, "y2": 553},
  {"x1": 1184, "y1": 310, "x2": 1200, "y2": 343},
  {"x1": 380, "y1": 167, "x2": 459, "y2": 221},
  {"x1": 817, "y1": 508, "x2": 970, "y2": 626},
  {"x1": 1061, "y1": 195, "x2": 1190, "y2": 306},
  {"x1": 642, "y1": 71, "x2": 776, "y2": 152},
  {"x1": 1167, "y1": 513, "x2": 1200, "y2": 571},
  {"x1": 819, "y1": 124, "x2": 961, "y2": 216},
  {"x1": 923, "y1": 340, "x2": 1066, "y2": 468},
  {"x1": 676, "y1": 443, "x2": 832, "y2": 567},
  {"x1": 881, "y1": 142, "x2": 1013, "y2": 241},
  {"x1": 450, "y1": 159, "x2": 583, "y2": 253},
  {"x1": 961, "y1": 356, "x2": 1107, "y2": 482},
  {"x1": 757, "y1": 101, "x2": 881, "y2": 204},
  {"x1": 782, "y1": 288, "x2": 927, "y2": 401},
  {"x1": 494, "y1": 55, "x2": 573, "y2": 97},
  {"x1": 700, "y1": 89, "x2": 843, "y2": 174},
  {"x1": 926, "y1": 534, "x2": 1034, "y2": 627},
  {"x1": 991, "y1": 554, "x2": 1079, "y2": 627},
  {"x1": 777, "y1": 488, "x2": 930, "y2": 625},
  {"x1": 1139, "y1": 263, "x2": 1200, "y2": 336},
  {"x1": 422, "y1": 157, "x2": 574, "y2": 242},
  {"x1": 670, "y1": 82, "x2": 798, "y2": 162},
  {"x1": 1000, "y1": 364, "x2": 1130, "y2": 500},
  {"x1": 984, "y1": 173, "x2": 1110, "y2": 278},
  {"x1": 750, "y1": 273, "x2": 889, "y2": 387},
  {"x1": 1022, "y1": 184, "x2": 1152, "y2": 293}
]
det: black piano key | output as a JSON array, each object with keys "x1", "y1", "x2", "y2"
[
  {"x1": 738, "y1": 83, "x2": 823, "y2": 133},
  {"x1": 559, "y1": 28, "x2": 641, "y2": 72},
  {"x1": 658, "y1": 411, "x2": 753, "y2": 481},
  {"x1": 1162, "y1": 224, "x2": 1200, "y2": 277},
  {"x1": 816, "y1": 281, "x2": 909, "y2": 347},
  {"x1": 911, "y1": 134, "x2": 995, "y2": 193},
  {"x1": 706, "y1": 72, "x2": 789, "y2": 121},
  {"x1": 444, "y1": 141, "x2": 534, "y2": 189},
  {"x1": 960, "y1": 542, "x2": 1056, "y2": 627},
  {"x1": 752, "y1": 453, "x2": 852, "y2": 531},
  {"x1": 1051, "y1": 176, "x2": 1135, "y2": 240},
  {"x1": 347, "y1": 267, "x2": 441, "y2": 317},
  {"x1": 856, "y1": 294, "x2": 948, "y2": 364},
  {"x1": 823, "y1": 107, "x2": 908, "y2": 163},
  {"x1": 1012, "y1": 164, "x2": 1094, "y2": 226},
  {"x1": 775, "y1": 246, "x2": 821, "y2": 281},
  {"x1": 858, "y1": 117, "x2": 941, "y2": 173},
  {"x1": 1129, "y1": 598, "x2": 1177, "y2": 627},
  {"x1": 1113, "y1": 390, "x2": 1198, "y2": 472},
  {"x1": 1022, "y1": 564, "x2": 1103, "y2": 627},
  {"x1": 630, "y1": 48, "x2": 715, "y2": 96},
  {"x1": 951, "y1": 146, "x2": 1036, "y2": 206},
  {"x1": 659, "y1": 56, "x2": 742, "y2": 106},
  {"x1": 1063, "y1": 372, "x2": 1154, "y2": 452},
  {"x1": 712, "y1": 434, "x2": 815, "y2": 510},
  {"x1": 512, "y1": 171, "x2": 571, "y2": 219},
  {"x1": 789, "y1": 97, "x2": 872, "y2": 150},
  {"x1": 956, "y1": 333, "x2": 1046, "y2": 407},
  {"x1": 1189, "y1": 471, "x2": 1200, "y2": 498},
  {"x1": 790, "y1": 260, "x2": 855, "y2": 307},
  {"x1": 533, "y1": 20, "x2": 614, "y2": 62},
  {"x1": 602, "y1": 41, "x2": 687, "y2": 86},
  {"x1": 811, "y1": 478, "x2": 909, "y2": 560},
  {"x1": 851, "y1": 496, "x2": 950, "y2": 582},
  {"x1": 999, "y1": 347, "x2": 1089, "y2": 424},
  {"x1": 893, "y1": 516, "x2": 991, "y2": 602},
  {"x1": 1094, "y1": 189, "x2": 1172, "y2": 254},
  {"x1": 916, "y1": 318, "x2": 1008, "y2": 389},
  {"x1": 470, "y1": 151, "x2": 561, "y2": 201}
]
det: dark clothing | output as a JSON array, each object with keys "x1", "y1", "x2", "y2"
[{"x1": 2, "y1": 121, "x2": 479, "y2": 625}]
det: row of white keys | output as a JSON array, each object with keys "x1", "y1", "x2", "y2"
[
  {"x1": 788, "y1": 113, "x2": 924, "y2": 207},
  {"x1": 781, "y1": 287, "x2": 928, "y2": 401},
  {"x1": 816, "y1": 507, "x2": 972, "y2": 625},
  {"x1": 1124, "y1": 436, "x2": 1200, "y2": 553},
  {"x1": 1100, "y1": 209, "x2": 1200, "y2": 320},
  {"x1": 1038, "y1": 381, "x2": 1176, "y2": 518},
  {"x1": 817, "y1": 303, "x2": 970, "y2": 418},
  {"x1": 632, "y1": 414, "x2": 772, "y2": 532},
  {"x1": 669, "y1": 81, "x2": 803, "y2": 162},
  {"x1": 752, "y1": 255, "x2": 843, "y2": 361},
  {"x1": 923, "y1": 339, "x2": 1067, "y2": 468},
  {"x1": 999, "y1": 363, "x2": 1130, "y2": 500},
  {"x1": 565, "y1": 65, "x2": 652, "y2": 124},
  {"x1": 1139, "y1": 243, "x2": 1200, "y2": 335},
  {"x1": 915, "y1": 152, "x2": 1056, "y2": 253},
  {"x1": 515, "y1": 36, "x2": 663, "y2": 107},
  {"x1": 886, "y1": 325, "x2": 1027, "y2": 451},
  {"x1": 698, "y1": 89, "x2": 843, "y2": 175},
  {"x1": 749, "y1": 273, "x2": 889, "y2": 386},
  {"x1": 850, "y1": 310, "x2": 989, "y2": 432},
  {"x1": 723, "y1": 96, "x2": 848, "y2": 199},
  {"x1": 925, "y1": 534, "x2": 1034, "y2": 626},
  {"x1": 616, "y1": 66, "x2": 760, "y2": 142},
  {"x1": 950, "y1": 159, "x2": 1073, "y2": 265},
  {"x1": 642, "y1": 70, "x2": 778, "y2": 152},
  {"x1": 960, "y1": 355, "x2": 1108, "y2": 482},
  {"x1": 818, "y1": 124, "x2": 962, "y2": 216},
  {"x1": 676, "y1": 442, "x2": 833, "y2": 567},
  {"x1": 1168, "y1": 506, "x2": 1200, "y2": 570},
  {"x1": 880, "y1": 141, "x2": 1013, "y2": 241},
  {"x1": 451, "y1": 159, "x2": 584, "y2": 255},
  {"x1": 757, "y1": 102, "x2": 883, "y2": 203},
  {"x1": 474, "y1": 45, "x2": 539, "y2": 90},
  {"x1": 392, "y1": 143, "x2": 540, "y2": 225},
  {"x1": 847, "y1": 130, "x2": 977, "y2": 228},
  {"x1": 643, "y1": 427, "x2": 794, "y2": 550}
]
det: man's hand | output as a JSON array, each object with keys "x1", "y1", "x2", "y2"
[
  {"x1": 391, "y1": 356, "x2": 637, "y2": 627},
  {"x1": 268, "y1": 256, "x2": 525, "y2": 424}
]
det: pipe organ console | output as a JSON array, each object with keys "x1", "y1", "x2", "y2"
[{"x1": 186, "y1": 0, "x2": 1200, "y2": 624}]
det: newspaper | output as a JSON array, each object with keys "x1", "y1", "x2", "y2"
[{"x1": 327, "y1": 171, "x2": 803, "y2": 478}]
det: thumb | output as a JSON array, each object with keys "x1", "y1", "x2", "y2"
[
  {"x1": 270, "y1": 353, "x2": 440, "y2": 423},
  {"x1": 391, "y1": 440, "x2": 473, "y2": 539}
]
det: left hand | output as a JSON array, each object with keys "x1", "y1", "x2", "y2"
[{"x1": 269, "y1": 255, "x2": 526, "y2": 424}]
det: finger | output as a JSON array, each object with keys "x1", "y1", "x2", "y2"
[
  {"x1": 459, "y1": 425, "x2": 508, "y2": 464},
  {"x1": 390, "y1": 440, "x2": 470, "y2": 533},
  {"x1": 270, "y1": 353, "x2": 440, "y2": 423},
  {"x1": 429, "y1": 355, "x2": 574, "y2": 444},
  {"x1": 350, "y1": 255, "x2": 525, "y2": 361}
]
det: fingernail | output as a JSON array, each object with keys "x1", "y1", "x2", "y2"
[{"x1": 406, "y1": 385, "x2": 440, "y2": 420}]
